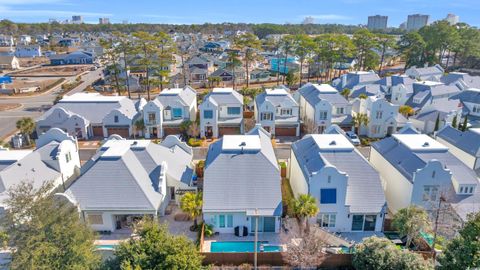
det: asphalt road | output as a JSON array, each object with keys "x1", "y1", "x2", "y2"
[{"x1": 0, "y1": 68, "x2": 104, "y2": 139}]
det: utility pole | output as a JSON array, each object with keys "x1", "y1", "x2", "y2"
[{"x1": 254, "y1": 208, "x2": 258, "y2": 270}]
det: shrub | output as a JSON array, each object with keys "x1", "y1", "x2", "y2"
[{"x1": 188, "y1": 138, "x2": 202, "y2": 147}]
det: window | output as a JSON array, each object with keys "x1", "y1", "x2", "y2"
[
  {"x1": 336, "y1": 107, "x2": 344, "y2": 114},
  {"x1": 320, "y1": 189, "x2": 336, "y2": 204},
  {"x1": 148, "y1": 113, "x2": 156, "y2": 123},
  {"x1": 219, "y1": 215, "x2": 225, "y2": 228},
  {"x1": 227, "y1": 215, "x2": 233, "y2": 228},
  {"x1": 114, "y1": 115, "x2": 119, "y2": 123},
  {"x1": 432, "y1": 171, "x2": 436, "y2": 178},
  {"x1": 318, "y1": 213, "x2": 336, "y2": 228},
  {"x1": 227, "y1": 107, "x2": 240, "y2": 115},
  {"x1": 375, "y1": 111, "x2": 383, "y2": 119},
  {"x1": 364, "y1": 215, "x2": 377, "y2": 231},
  {"x1": 218, "y1": 214, "x2": 233, "y2": 228},
  {"x1": 423, "y1": 185, "x2": 439, "y2": 201},
  {"x1": 203, "y1": 110, "x2": 213, "y2": 119},
  {"x1": 65, "y1": 152, "x2": 72, "y2": 163},
  {"x1": 371, "y1": 125, "x2": 381, "y2": 134},
  {"x1": 261, "y1": 112, "x2": 273, "y2": 121},
  {"x1": 352, "y1": 215, "x2": 364, "y2": 231},
  {"x1": 87, "y1": 214, "x2": 103, "y2": 225},
  {"x1": 319, "y1": 111, "x2": 328, "y2": 120},
  {"x1": 470, "y1": 186, "x2": 474, "y2": 193},
  {"x1": 172, "y1": 108, "x2": 183, "y2": 118},
  {"x1": 280, "y1": 108, "x2": 292, "y2": 115}
]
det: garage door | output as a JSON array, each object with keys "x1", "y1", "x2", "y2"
[
  {"x1": 275, "y1": 127, "x2": 297, "y2": 136},
  {"x1": 106, "y1": 127, "x2": 129, "y2": 138},
  {"x1": 92, "y1": 126, "x2": 103, "y2": 137},
  {"x1": 219, "y1": 126, "x2": 240, "y2": 136},
  {"x1": 163, "y1": 127, "x2": 181, "y2": 136}
]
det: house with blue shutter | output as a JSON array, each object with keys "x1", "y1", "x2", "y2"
[
  {"x1": 199, "y1": 88, "x2": 244, "y2": 138},
  {"x1": 289, "y1": 130, "x2": 386, "y2": 232}
]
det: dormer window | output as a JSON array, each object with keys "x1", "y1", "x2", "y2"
[
  {"x1": 114, "y1": 115, "x2": 119, "y2": 123},
  {"x1": 459, "y1": 185, "x2": 476, "y2": 194}
]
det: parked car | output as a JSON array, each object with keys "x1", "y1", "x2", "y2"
[{"x1": 345, "y1": 131, "x2": 360, "y2": 146}]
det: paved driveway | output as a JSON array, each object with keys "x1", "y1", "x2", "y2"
[{"x1": 0, "y1": 68, "x2": 104, "y2": 139}]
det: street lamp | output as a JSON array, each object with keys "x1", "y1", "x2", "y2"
[{"x1": 253, "y1": 208, "x2": 259, "y2": 270}]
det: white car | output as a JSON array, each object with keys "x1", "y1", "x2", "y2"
[{"x1": 345, "y1": 131, "x2": 360, "y2": 146}]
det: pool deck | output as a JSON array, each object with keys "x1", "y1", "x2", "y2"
[{"x1": 203, "y1": 233, "x2": 284, "y2": 252}]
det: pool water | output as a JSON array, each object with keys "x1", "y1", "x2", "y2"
[
  {"x1": 95, "y1": 244, "x2": 117, "y2": 250},
  {"x1": 210, "y1": 241, "x2": 282, "y2": 252}
]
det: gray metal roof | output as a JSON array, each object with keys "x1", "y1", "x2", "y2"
[
  {"x1": 203, "y1": 89, "x2": 243, "y2": 106},
  {"x1": 292, "y1": 135, "x2": 386, "y2": 213},
  {"x1": 453, "y1": 89, "x2": 480, "y2": 104},
  {"x1": 298, "y1": 84, "x2": 349, "y2": 107},
  {"x1": 155, "y1": 86, "x2": 197, "y2": 108},
  {"x1": 67, "y1": 137, "x2": 193, "y2": 211},
  {"x1": 40, "y1": 95, "x2": 138, "y2": 124},
  {"x1": 203, "y1": 126, "x2": 281, "y2": 215},
  {"x1": 372, "y1": 136, "x2": 478, "y2": 185},
  {"x1": 255, "y1": 90, "x2": 298, "y2": 109},
  {"x1": 437, "y1": 125, "x2": 480, "y2": 157}
]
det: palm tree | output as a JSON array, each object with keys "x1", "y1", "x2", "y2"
[
  {"x1": 291, "y1": 194, "x2": 319, "y2": 234},
  {"x1": 226, "y1": 51, "x2": 241, "y2": 90},
  {"x1": 340, "y1": 88, "x2": 351, "y2": 99},
  {"x1": 180, "y1": 192, "x2": 203, "y2": 230},
  {"x1": 352, "y1": 113, "x2": 369, "y2": 135},
  {"x1": 280, "y1": 35, "x2": 296, "y2": 84},
  {"x1": 16, "y1": 117, "x2": 35, "y2": 145},
  {"x1": 134, "y1": 119, "x2": 145, "y2": 138}
]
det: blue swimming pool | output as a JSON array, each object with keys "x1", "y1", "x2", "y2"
[
  {"x1": 210, "y1": 241, "x2": 282, "y2": 252},
  {"x1": 95, "y1": 244, "x2": 117, "y2": 250}
]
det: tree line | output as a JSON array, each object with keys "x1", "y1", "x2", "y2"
[{"x1": 398, "y1": 21, "x2": 480, "y2": 69}]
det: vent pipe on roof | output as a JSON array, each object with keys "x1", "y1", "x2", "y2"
[
  {"x1": 329, "y1": 140, "x2": 337, "y2": 146},
  {"x1": 239, "y1": 141, "x2": 246, "y2": 154},
  {"x1": 422, "y1": 142, "x2": 430, "y2": 147}
]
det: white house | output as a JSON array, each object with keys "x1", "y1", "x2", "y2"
[
  {"x1": 14, "y1": 45, "x2": 41, "y2": 58},
  {"x1": 390, "y1": 75, "x2": 416, "y2": 105},
  {"x1": 254, "y1": 88, "x2": 300, "y2": 137},
  {"x1": 370, "y1": 126, "x2": 480, "y2": 223},
  {"x1": 0, "y1": 35, "x2": 14, "y2": 47},
  {"x1": 0, "y1": 128, "x2": 80, "y2": 212},
  {"x1": 405, "y1": 64, "x2": 444, "y2": 81},
  {"x1": 435, "y1": 125, "x2": 480, "y2": 172},
  {"x1": 199, "y1": 88, "x2": 244, "y2": 138},
  {"x1": 351, "y1": 96, "x2": 400, "y2": 138},
  {"x1": 36, "y1": 93, "x2": 144, "y2": 139},
  {"x1": 143, "y1": 86, "x2": 197, "y2": 138},
  {"x1": 0, "y1": 56, "x2": 20, "y2": 70},
  {"x1": 62, "y1": 135, "x2": 195, "y2": 232},
  {"x1": 295, "y1": 83, "x2": 352, "y2": 133},
  {"x1": 203, "y1": 125, "x2": 282, "y2": 234},
  {"x1": 289, "y1": 131, "x2": 386, "y2": 232},
  {"x1": 18, "y1": 35, "x2": 32, "y2": 45}
]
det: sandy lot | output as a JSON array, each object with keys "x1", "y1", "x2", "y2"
[{"x1": 12, "y1": 65, "x2": 91, "y2": 77}]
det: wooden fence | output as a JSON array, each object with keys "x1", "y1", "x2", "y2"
[{"x1": 202, "y1": 252, "x2": 353, "y2": 268}]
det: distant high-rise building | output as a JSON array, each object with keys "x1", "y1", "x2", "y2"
[
  {"x1": 122, "y1": 20, "x2": 129, "y2": 25},
  {"x1": 72, "y1": 15, "x2": 83, "y2": 24},
  {"x1": 48, "y1": 18, "x2": 58, "y2": 24},
  {"x1": 99, "y1": 18, "x2": 110, "y2": 24},
  {"x1": 445, "y1": 13, "x2": 459, "y2": 25},
  {"x1": 302, "y1": 16, "x2": 315, "y2": 25},
  {"x1": 367, "y1": 15, "x2": 388, "y2": 30},
  {"x1": 406, "y1": 14, "x2": 429, "y2": 31},
  {"x1": 399, "y1": 22, "x2": 407, "y2": 30}
]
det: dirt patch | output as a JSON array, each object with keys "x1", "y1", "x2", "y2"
[
  {"x1": 12, "y1": 65, "x2": 91, "y2": 77},
  {"x1": 0, "y1": 103, "x2": 21, "y2": 111},
  {"x1": 174, "y1": 213, "x2": 191, "y2": 222},
  {"x1": 17, "y1": 57, "x2": 50, "y2": 68}
]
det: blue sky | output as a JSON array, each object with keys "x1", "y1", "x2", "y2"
[{"x1": 0, "y1": 0, "x2": 479, "y2": 27}]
